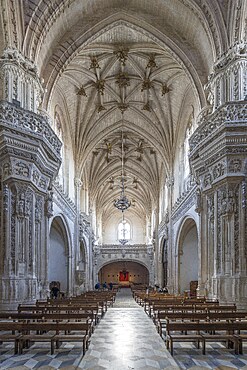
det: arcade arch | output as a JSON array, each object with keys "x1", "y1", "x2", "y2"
[
  {"x1": 98, "y1": 261, "x2": 149, "y2": 286},
  {"x1": 177, "y1": 218, "x2": 199, "y2": 296},
  {"x1": 48, "y1": 216, "x2": 71, "y2": 295}
]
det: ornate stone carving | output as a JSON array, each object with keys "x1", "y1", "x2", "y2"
[
  {"x1": 171, "y1": 187, "x2": 197, "y2": 224},
  {"x1": 35, "y1": 196, "x2": 43, "y2": 223},
  {"x1": 141, "y1": 79, "x2": 153, "y2": 91},
  {"x1": 146, "y1": 54, "x2": 157, "y2": 69},
  {"x1": 218, "y1": 188, "x2": 236, "y2": 216},
  {"x1": 212, "y1": 162, "x2": 225, "y2": 179},
  {"x1": 113, "y1": 47, "x2": 129, "y2": 65},
  {"x1": 14, "y1": 161, "x2": 30, "y2": 178},
  {"x1": 77, "y1": 86, "x2": 87, "y2": 96},
  {"x1": 161, "y1": 84, "x2": 171, "y2": 96},
  {"x1": 115, "y1": 72, "x2": 130, "y2": 88},
  {"x1": 195, "y1": 187, "x2": 202, "y2": 213},
  {"x1": 95, "y1": 80, "x2": 105, "y2": 95},
  {"x1": 53, "y1": 182, "x2": 76, "y2": 221},
  {"x1": 0, "y1": 101, "x2": 62, "y2": 158},
  {"x1": 2, "y1": 162, "x2": 12, "y2": 178},
  {"x1": 142, "y1": 101, "x2": 151, "y2": 112},
  {"x1": 234, "y1": 184, "x2": 240, "y2": 272},
  {"x1": 205, "y1": 42, "x2": 247, "y2": 110},
  {"x1": 45, "y1": 191, "x2": 53, "y2": 218},
  {"x1": 79, "y1": 212, "x2": 91, "y2": 240},
  {"x1": 207, "y1": 195, "x2": 214, "y2": 232},
  {"x1": 190, "y1": 102, "x2": 247, "y2": 152},
  {"x1": 203, "y1": 173, "x2": 212, "y2": 188},
  {"x1": 0, "y1": 48, "x2": 42, "y2": 111},
  {"x1": 118, "y1": 103, "x2": 129, "y2": 113},
  {"x1": 90, "y1": 56, "x2": 100, "y2": 70},
  {"x1": 229, "y1": 159, "x2": 242, "y2": 173}
]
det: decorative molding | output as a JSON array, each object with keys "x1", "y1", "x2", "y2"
[
  {"x1": 171, "y1": 185, "x2": 197, "y2": 224},
  {"x1": 190, "y1": 102, "x2": 247, "y2": 153},
  {"x1": 79, "y1": 212, "x2": 92, "y2": 240},
  {"x1": 0, "y1": 101, "x2": 62, "y2": 158},
  {"x1": 52, "y1": 182, "x2": 77, "y2": 221}
]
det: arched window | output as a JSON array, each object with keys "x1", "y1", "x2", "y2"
[{"x1": 118, "y1": 219, "x2": 130, "y2": 241}]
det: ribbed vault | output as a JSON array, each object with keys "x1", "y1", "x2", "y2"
[{"x1": 10, "y1": 0, "x2": 233, "y2": 224}]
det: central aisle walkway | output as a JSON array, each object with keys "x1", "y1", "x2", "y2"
[{"x1": 77, "y1": 288, "x2": 179, "y2": 370}]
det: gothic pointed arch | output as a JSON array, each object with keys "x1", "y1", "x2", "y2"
[{"x1": 48, "y1": 214, "x2": 72, "y2": 295}]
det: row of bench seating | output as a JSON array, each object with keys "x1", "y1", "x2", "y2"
[
  {"x1": 165, "y1": 320, "x2": 247, "y2": 356},
  {"x1": 0, "y1": 290, "x2": 116, "y2": 355},
  {"x1": 132, "y1": 288, "x2": 247, "y2": 356}
]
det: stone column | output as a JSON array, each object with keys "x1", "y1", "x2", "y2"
[
  {"x1": 191, "y1": 106, "x2": 247, "y2": 305},
  {"x1": 190, "y1": 43, "x2": 247, "y2": 306},
  {"x1": 0, "y1": 101, "x2": 61, "y2": 309}
]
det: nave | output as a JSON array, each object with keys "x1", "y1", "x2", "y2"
[{"x1": 1, "y1": 288, "x2": 247, "y2": 369}]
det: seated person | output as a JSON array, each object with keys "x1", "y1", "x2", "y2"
[
  {"x1": 95, "y1": 282, "x2": 100, "y2": 290},
  {"x1": 51, "y1": 284, "x2": 60, "y2": 298}
]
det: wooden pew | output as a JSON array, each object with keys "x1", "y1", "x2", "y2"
[
  {"x1": 16, "y1": 321, "x2": 92, "y2": 355},
  {"x1": 0, "y1": 312, "x2": 95, "y2": 327},
  {"x1": 155, "y1": 311, "x2": 247, "y2": 337},
  {"x1": 0, "y1": 321, "x2": 22, "y2": 354},
  {"x1": 165, "y1": 320, "x2": 246, "y2": 356}
]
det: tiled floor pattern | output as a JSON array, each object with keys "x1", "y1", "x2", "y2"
[
  {"x1": 1, "y1": 288, "x2": 247, "y2": 369},
  {"x1": 77, "y1": 306, "x2": 179, "y2": 370},
  {"x1": 77, "y1": 289, "x2": 247, "y2": 370}
]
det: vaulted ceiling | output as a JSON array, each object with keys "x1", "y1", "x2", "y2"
[{"x1": 1, "y1": 0, "x2": 238, "y2": 222}]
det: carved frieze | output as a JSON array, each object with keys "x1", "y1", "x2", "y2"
[
  {"x1": 229, "y1": 159, "x2": 242, "y2": 173},
  {"x1": 1, "y1": 160, "x2": 50, "y2": 193},
  {"x1": 0, "y1": 101, "x2": 62, "y2": 158},
  {"x1": 212, "y1": 162, "x2": 225, "y2": 180},
  {"x1": 190, "y1": 102, "x2": 247, "y2": 153},
  {"x1": 96, "y1": 244, "x2": 153, "y2": 273},
  {"x1": 203, "y1": 172, "x2": 212, "y2": 188},
  {"x1": 14, "y1": 161, "x2": 30, "y2": 178}
]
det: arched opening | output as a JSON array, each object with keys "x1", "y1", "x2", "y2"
[
  {"x1": 98, "y1": 261, "x2": 149, "y2": 287},
  {"x1": 118, "y1": 219, "x2": 131, "y2": 242},
  {"x1": 48, "y1": 216, "x2": 69, "y2": 296},
  {"x1": 178, "y1": 218, "x2": 198, "y2": 297}
]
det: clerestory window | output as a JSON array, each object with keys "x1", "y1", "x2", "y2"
[{"x1": 118, "y1": 219, "x2": 130, "y2": 241}]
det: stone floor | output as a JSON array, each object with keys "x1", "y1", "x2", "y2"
[{"x1": 1, "y1": 288, "x2": 247, "y2": 369}]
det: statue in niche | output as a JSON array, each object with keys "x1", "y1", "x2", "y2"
[
  {"x1": 17, "y1": 194, "x2": 25, "y2": 217},
  {"x1": 226, "y1": 191, "x2": 236, "y2": 214},
  {"x1": 45, "y1": 191, "x2": 53, "y2": 218}
]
